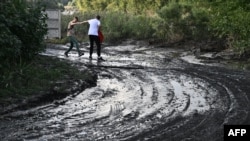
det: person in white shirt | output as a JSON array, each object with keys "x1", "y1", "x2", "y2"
[{"x1": 83, "y1": 15, "x2": 104, "y2": 61}]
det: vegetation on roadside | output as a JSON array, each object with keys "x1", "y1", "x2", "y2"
[
  {"x1": 0, "y1": 0, "x2": 48, "y2": 89},
  {"x1": 0, "y1": 1, "x2": 47, "y2": 63},
  {"x1": 0, "y1": 55, "x2": 96, "y2": 105},
  {"x1": 62, "y1": 0, "x2": 250, "y2": 52},
  {"x1": 0, "y1": 1, "x2": 96, "y2": 106},
  {"x1": 60, "y1": 11, "x2": 155, "y2": 43}
]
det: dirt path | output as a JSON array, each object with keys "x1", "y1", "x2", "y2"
[{"x1": 0, "y1": 42, "x2": 250, "y2": 141}]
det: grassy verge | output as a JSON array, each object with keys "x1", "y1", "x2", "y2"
[{"x1": 0, "y1": 55, "x2": 97, "y2": 107}]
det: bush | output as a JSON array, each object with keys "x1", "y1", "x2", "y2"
[
  {"x1": 0, "y1": 56, "x2": 96, "y2": 105},
  {"x1": 0, "y1": 0, "x2": 47, "y2": 88},
  {"x1": 156, "y1": 1, "x2": 210, "y2": 42},
  {"x1": 207, "y1": 0, "x2": 250, "y2": 51},
  {"x1": 0, "y1": 1, "x2": 47, "y2": 63},
  {"x1": 64, "y1": 0, "x2": 250, "y2": 52},
  {"x1": 61, "y1": 11, "x2": 155, "y2": 42}
]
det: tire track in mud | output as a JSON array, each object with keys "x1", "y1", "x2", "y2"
[{"x1": 0, "y1": 44, "x2": 250, "y2": 141}]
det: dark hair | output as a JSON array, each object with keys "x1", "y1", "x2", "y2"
[
  {"x1": 74, "y1": 16, "x2": 79, "y2": 21},
  {"x1": 96, "y1": 15, "x2": 101, "y2": 20},
  {"x1": 68, "y1": 17, "x2": 79, "y2": 30}
]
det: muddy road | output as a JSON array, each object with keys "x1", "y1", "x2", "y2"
[{"x1": 1, "y1": 41, "x2": 250, "y2": 141}]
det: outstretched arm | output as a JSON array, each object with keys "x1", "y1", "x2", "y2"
[
  {"x1": 81, "y1": 21, "x2": 89, "y2": 24},
  {"x1": 71, "y1": 22, "x2": 84, "y2": 25}
]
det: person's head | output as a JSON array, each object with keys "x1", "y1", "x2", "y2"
[
  {"x1": 96, "y1": 15, "x2": 101, "y2": 20},
  {"x1": 73, "y1": 17, "x2": 79, "y2": 22}
]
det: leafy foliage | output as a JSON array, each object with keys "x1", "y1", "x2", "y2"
[
  {"x1": 42, "y1": 0, "x2": 64, "y2": 9},
  {"x1": 0, "y1": 0, "x2": 47, "y2": 61},
  {"x1": 68, "y1": 0, "x2": 250, "y2": 50},
  {"x1": 0, "y1": 0, "x2": 47, "y2": 88},
  {"x1": 0, "y1": 56, "x2": 96, "y2": 105},
  {"x1": 61, "y1": 11, "x2": 155, "y2": 42},
  {"x1": 156, "y1": 1, "x2": 210, "y2": 41},
  {"x1": 205, "y1": 0, "x2": 250, "y2": 50},
  {"x1": 72, "y1": 0, "x2": 169, "y2": 14}
]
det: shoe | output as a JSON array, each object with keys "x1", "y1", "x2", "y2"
[
  {"x1": 89, "y1": 56, "x2": 92, "y2": 60},
  {"x1": 98, "y1": 57, "x2": 105, "y2": 61},
  {"x1": 64, "y1": 52, "x2": 69, "y2": 57},
  {"x1": 79, "y1": 52, "x2": 84, "y2": 57}
]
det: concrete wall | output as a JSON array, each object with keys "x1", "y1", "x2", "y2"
[{"x1": 45, "y1": 9, "x2": 61, "y2": 39}]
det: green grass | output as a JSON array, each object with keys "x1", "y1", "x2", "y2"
[{"x1": 0, "y1": 55, "x2": 96, "y2": 105}]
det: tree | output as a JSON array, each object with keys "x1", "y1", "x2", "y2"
[
  {"x1": 71, "y1": 0, "x2": 170, "y2": 14},
  {"x1": 0, "y1": 0, "x2": 47, "y2": 69},
  {"x1": 191, "y1": 0, "x2": 250, "y2": 49}
]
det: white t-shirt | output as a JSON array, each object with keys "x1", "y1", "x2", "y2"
[{"x1": 88, "y1": 19, "x2": 100, "y2": 36}]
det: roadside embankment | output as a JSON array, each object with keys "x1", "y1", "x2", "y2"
[{"x1": 0, "y1": 55, "x2": 97, "y2": 114}]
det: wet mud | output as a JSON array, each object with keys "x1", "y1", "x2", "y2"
[{"x1": 0, "y1": 41, "x2": 250, "y2": 141}]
